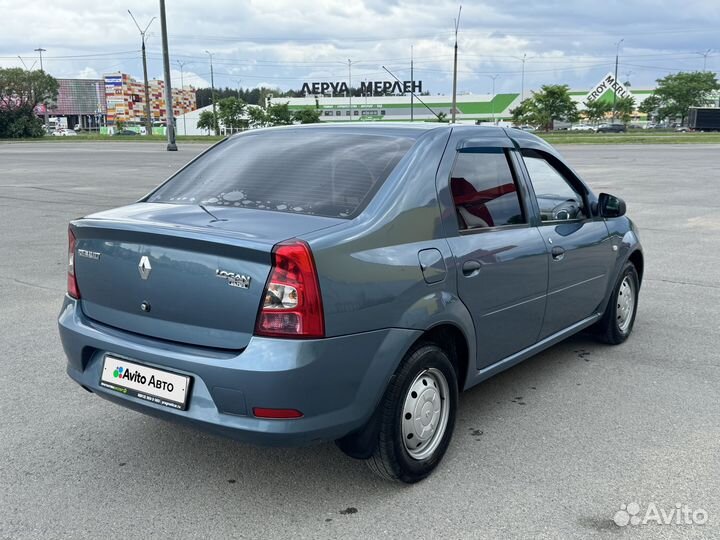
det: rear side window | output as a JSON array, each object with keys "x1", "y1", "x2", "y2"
[
  {"x1": 148, "y1": 131, "x2": 415, "y2": 218},
  {"x1": 450, "y1": 149, "x2": 525, "y2": 230}
]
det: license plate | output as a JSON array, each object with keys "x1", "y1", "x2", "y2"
[{"x1": 100, "y1": 356, "x2": 191, "y2": 410}]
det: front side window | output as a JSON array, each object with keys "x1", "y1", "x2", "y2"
[
  {"x1": 450, "y1": 149, "x2": 525, "y2": 230},
  {"x1": 522, "y1": 150, "x2": 588, "y2": 222},
  {"x1": 148, "y1": 132, "x2": 415, "y2": 218}
]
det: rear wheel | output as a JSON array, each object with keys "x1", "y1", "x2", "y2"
[
  {"x1": 595, "y1": 262, "x2": 639, "y2": 344},
  {"x1": 365, "y1": 343, "x2": 458, "y2": 483}
]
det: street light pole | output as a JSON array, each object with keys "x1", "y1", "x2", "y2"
[
  {"x1": 348, "y1": 59, "x2": 352, "y2": 119},
  {"x1": 177, "y1": 60, "x2": 187, "y2": 136},
  {"x1": 612, "y1": 38, "x2": 624, "y2": 122},
  {"x1": 701, "y1": 49, "x2": 712, "y2": 71},
  {"x1": 486, "y1": 74, "x2": 499, "y2": 124},
  {"x1": 158, "y1": 0, "x2": 176, "y2": 151},
  {"x1": 205, "y1": 51, "x2": 218, "y2": 136},
  {"x1": 128, "y1": 10, "x2": 156, "y2": 137},
  {"x1": 451, "y1": 5, "x2": 462, "y2": 123},
  {"x1": 33, "y1": 48, "x2": 46, "y2": 71},
  {"x1": 34, "y1": 48, "x2": 49, "y2": 127},
  {"x1": 410, "y1": 45, "x2": 414, "y2": 122},
  {"x1": 520, "y1": 53, "x2": 527, "y2": 102}
]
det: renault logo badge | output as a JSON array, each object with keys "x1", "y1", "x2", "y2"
[{"x1": 138, "y1": 256, "x2": 152, "y2": 280}]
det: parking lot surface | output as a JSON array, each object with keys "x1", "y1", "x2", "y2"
[{"x1": 1, "y1": 141, "x2": 719, "y2": 539}]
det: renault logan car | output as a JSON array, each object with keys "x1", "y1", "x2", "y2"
[{"x1": 59, "y1": 124, "x2": 642, "y2": 483}]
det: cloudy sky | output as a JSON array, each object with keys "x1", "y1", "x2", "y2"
[{"x1": 2, "y1": 0, "x2": 718, "y2": 95}]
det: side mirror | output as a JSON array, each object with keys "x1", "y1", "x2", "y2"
[{"x1": 598, "y1": 193, "x2": 626, "y2": 218}]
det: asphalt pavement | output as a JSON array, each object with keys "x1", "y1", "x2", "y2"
[{"x1": 1, "y1": 141, "x2": 718, "y2": 539}]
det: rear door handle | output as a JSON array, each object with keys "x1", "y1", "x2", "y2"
[
  {"x1": 462, "y1": 260, "x2": 482, "y2": 276},
  {"x1": 551, "y1": 246, "x2": 566, "y2": 261}
]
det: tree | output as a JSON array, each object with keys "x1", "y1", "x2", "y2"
[
  {"x1": 510, "y1": 99, "x2": 534, "y2": 126},
  {"x1": 196, "y1": 110, "x2": 216, "y2": 132},
  {"x1": 265, "y1": 103, "x2": 293, "y2": 126},
  {"x1": 614, "y1": 96, "x2": 636, "y2": 125},
  {"x1": 216, "y1": 97, "x2": 248, "y2": 131},
  {"x1": 583, "y1": 99, "x2": 612, "y2": 125},
  {"x1": 0, "y1": 68, "x2": 59, "y2": 138},
  {"x1": 247, "y1": 106, "x2": 268, "y2": 128},
  {"x1": 509, "y1": 86, "x2": 577, "y2": 131},
  {"x1": 528, "y1": 85, "x2": 578, "y2": 131},
  {"x1": 292, "y1": 108, "x2": 321, "y2": 124},
  {"x1": 638, "y1": 95, "x2": 662, "y2": 122},
  {"x1": 653, "y1": 71, "x2": 719, "y2": 124},
  {"x1": 436, "y1": 112, "x2": 448, "y2": 122},
  {"x1": 0, "y1": 67, "x2": 58, "y2": 110}
]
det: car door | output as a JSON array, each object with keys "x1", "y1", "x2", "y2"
[
  {"x1": 518, "y1": 148, "x2": 614, "y2": 338},
  {"x1": 441, "y1": 145, "x2": 549, "y2": 369}
]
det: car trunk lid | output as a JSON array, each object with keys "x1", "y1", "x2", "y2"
[{"x1": 72, "y1": 203, "x2": 341, "y2": 349}]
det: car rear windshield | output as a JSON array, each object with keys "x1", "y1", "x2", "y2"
[{"x1": 147, "y1": 130, "x2": 416, "y2": 218}]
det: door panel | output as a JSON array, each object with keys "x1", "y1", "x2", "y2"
[
  {"x1": 442, "y1": 147, "x2": 548, "y2": 370},
  {"x1": 536, "y1": 221, "x2": 612, "y2": 337},
  {"x1": 447, "y1": 230, "x2": 549, "y2": 368},
  {"x1": 519, "y1": 149, "x2": 613, "y2": 338}
]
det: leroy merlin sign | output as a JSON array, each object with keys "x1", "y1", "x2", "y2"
[{"x1": 586, "y1": 72, "x2": 632, "y2": 103}]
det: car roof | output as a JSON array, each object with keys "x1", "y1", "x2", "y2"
[
  {"x1": 229, "y1": 123, "x2": 554, "y2": 152},
  {"x1": 234, "y1": 122, "x2": 529, "y2": 140}
]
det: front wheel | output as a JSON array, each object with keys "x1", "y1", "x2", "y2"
[
  {"x1": 595, "y1": 262, "x2": 640, "y2": 344},
  {"x1": 366, "y1": 343, "x2": 458, "y2": 483}
]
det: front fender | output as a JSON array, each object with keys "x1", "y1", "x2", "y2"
[{"x1": 600, "y1": 217, "x2": 643, "y2": 312}]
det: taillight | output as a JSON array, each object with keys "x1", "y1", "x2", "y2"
[
  {"x1": 67, "y1": 227, "x2": 80, "y2": 299},
  {"x1": 255, "y1": 240, "x2": 324, "y2": 338}
]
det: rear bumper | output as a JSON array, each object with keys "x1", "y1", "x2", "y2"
[{"x1": 58, "y1": 296, "x2": 420, "y2": 446}]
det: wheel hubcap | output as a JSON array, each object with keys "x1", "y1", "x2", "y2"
[
  {"x1": 401, "y1": 368, "x2": 450, "y2": 460},
  {"x1": 616, "y1": 276, "x2": 635, "y2": 333}
]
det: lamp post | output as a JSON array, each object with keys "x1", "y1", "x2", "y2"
[
  {"x1": 700, "y1": 49, "x2": 713, "y2": 71},
  {"x1": 128, "y1": 10, "x2": 156, "y2": 137},
  {"x1": 348, "y1": 59, "x2": 352, "y2": 119},
  {"x1": 159, "y1": 0, "x2": 176, "y2": 151},
  {"x1": 177, "y1": 60, "x2": 187, "y2": 136},
  {"x1": 451, "y1": 5, "x2": 462, "y2": 123},
  {"x1": 410, "y1": 45, "x2": 414, "y2": 122},
  {"x1": 485, "y1": 74, "x2": 500, "y2": 124},
  {"x1": 33, "y1": 48, "x2": 46, "y2": 71},
  {"x1": 33, "y1": 48, "x2": 49, "y2": 127},
  {"x1": 612, "y1": 38, "x2": 624, "y2": 122},
  {"x1": 205, "y1": 50, "x2": 219, "y2": 136}
]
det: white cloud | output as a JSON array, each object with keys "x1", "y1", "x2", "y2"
[
  {"x1": 1, "y1": 1, "x2": 718, "y2": 93},
  {"x1": 77, "y1": 67, "x2": 100, "y2": 79}
]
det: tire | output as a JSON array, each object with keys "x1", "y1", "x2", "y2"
[
  {"x1": 595, "y1": 262, "x2": 640, "y2": 345},
  {"x1": 365, "y1": 343, "x2": 458, "y2": 483}
]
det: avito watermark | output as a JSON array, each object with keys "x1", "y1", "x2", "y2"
[{"x1": 613, "y1": 502, "x2": 708, "y2": 527}]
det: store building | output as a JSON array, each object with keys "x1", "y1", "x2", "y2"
[
  {"x1": 104, "y1": 73, "x2": 196, "y2": 131},
  {"x1": 43, "y1": 78, "x2": 107, "y2": 130},
  {"x1": 277, "y1": 73, "x2": 655, "y2": 124}
]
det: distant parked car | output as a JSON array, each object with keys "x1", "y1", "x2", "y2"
[
  {"x1": 675, "y1": 126, "x2": 690, "y2": 133},
  {"x1": 596, "y1": 123, "x2": 626, "y2": 133},
  {"x1": 516, "y1": 125, "x2": 536, "y2": 132},
  {"x1": 570, "y1": 124, "x2": 595, "y2": 132},
  {"x1": 53, "y1": 129, "x2": 77, "y2": 137},
  {"x1": 114, "y1": 129, "x2": 139, "y2": 136},
  {"x1": 59, "y1": 124, "x2": 643, "y2": 483}
]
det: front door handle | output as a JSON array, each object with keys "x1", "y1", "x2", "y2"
[
  {"x1": 551, "y1": 246, "x2": 566, "y2": 261},
  {"x1": 462, "y1": 260, "x2": 482, "y2": 276}
]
